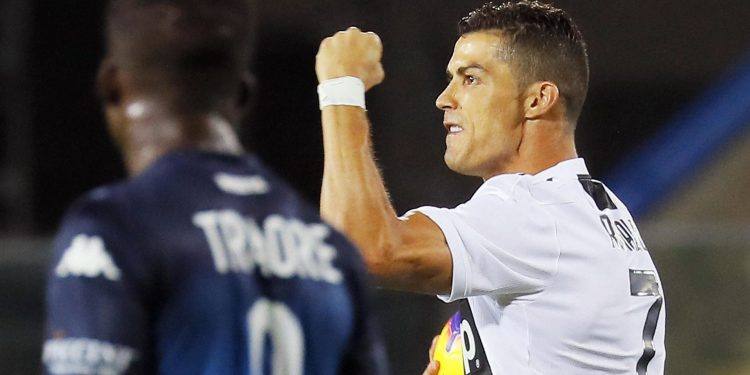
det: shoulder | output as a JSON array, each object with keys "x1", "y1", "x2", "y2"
[
  {"x1": 414, "y1": 174, "x2": 560, "y2": 251},
  {"x1": 52, "y1": 182, "x2": 136, "y2": 264},
  {"x1": 49, "y1": 181, "x2": 160, "y2": 289},
  {"x1": 449, "y1": 174, "x2": 548, "y2": 221},
  {"x1": 49, "y1": 191, "x2": 125, "y2": 284},
  {"x1": 61, "y1": 182, "x2": 132, "y2": 229}
]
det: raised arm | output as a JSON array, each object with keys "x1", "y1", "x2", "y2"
[{"x1": 316, "y1": 28, "x2": 452, "y2": 294}]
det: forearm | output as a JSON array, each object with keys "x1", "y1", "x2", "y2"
[
  {"x1": 320, "y1": 106, "x2": 401, "y2": 277},
  {"x1": 315, "y1": 28, "x2": 453, "y2": 294}
]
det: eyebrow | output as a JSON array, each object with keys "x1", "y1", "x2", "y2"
[{"x1": 446, "y1": 64, "x2": 486, "y2": 79}]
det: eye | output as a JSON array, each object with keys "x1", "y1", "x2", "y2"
[{"x1": 464, "y1": 75, "x2": 478, "y2": 85}]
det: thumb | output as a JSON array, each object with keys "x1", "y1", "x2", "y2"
[
  {"x1": 429, "y1": 335, "x2": 439, "y2": 360},
  {"x1": 422, "y1": 360, "x2": 440, "y2": 375}
]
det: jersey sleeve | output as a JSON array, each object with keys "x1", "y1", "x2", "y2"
[
  {"x1": 43, "y1": 196, "x2": 155, "y2": 374},
  {"x1": 412, "y1": 192, "x2": 560, "y2": 302},
  {"x1": 336, "y1": 238, "x2": 389, "y2": 375}
]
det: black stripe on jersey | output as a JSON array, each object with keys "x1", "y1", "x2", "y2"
[
  {"x1": 577, "y1": 175, "x2": 617, "y2": 210},
  {"x1": 636, "y1": 297, "x2": 663, "y2": 375},
  {"x1": 630, "y1": 269, "x2": 663, "y2": 375},
  {"x1": 459, "y1": 300, "x2": 493, "y2": 375}
]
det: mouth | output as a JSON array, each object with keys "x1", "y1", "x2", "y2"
[{"x1": 444, "y1": 122, "x2": 464, "y2": 135}]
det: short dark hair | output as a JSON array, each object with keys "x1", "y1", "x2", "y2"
[
  {"x1": 105, "y1": 0, "x2": 254, "y2": 113},
  {"x1": 459, "y1": 1, "x2": 589, "y2": 122}
]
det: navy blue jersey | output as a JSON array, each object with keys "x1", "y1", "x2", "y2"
[{"x1": 43, "y1": 150, "x2": 388, "y2": 375}]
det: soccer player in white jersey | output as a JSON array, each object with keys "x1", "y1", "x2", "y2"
[{"x1": 316, "y1": 1, "x2": 666, "y2": 374}]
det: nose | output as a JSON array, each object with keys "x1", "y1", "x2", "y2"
[{"x1": 435, "y1": 83, "x2": 456, "y2": 111}]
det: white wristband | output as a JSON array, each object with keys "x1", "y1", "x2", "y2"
[{"x1": 317, "y1": 76, "x2": 366, "y2": 110}]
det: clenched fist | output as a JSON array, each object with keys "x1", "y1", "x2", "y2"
[{"x1": 316, "y1": 27, "x2": 385, "y2": 91}]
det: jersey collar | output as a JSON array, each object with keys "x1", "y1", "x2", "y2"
[
  {"x1": 532, "y1": 158, "x2": 589, "y2": 182},
  {"x1": 479, "y1": 158, "x2": 589, "y2": 196}
]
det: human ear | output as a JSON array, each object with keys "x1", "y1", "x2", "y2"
[
  {"x1": 229, "y1": 72, "x2": 257, "y2": 121},
  {"x1": 237, "y1": 72, "x2": 256, "y2": 109},
  {"x1": 523, "y1": 81, "x2": 560, "y2": 119},
  {"x1": 96, "y1": 59, "x2": 122, "y2": 106}
]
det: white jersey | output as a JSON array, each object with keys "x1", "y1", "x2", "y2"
[{"x1": 414, "y1": 158, "x2": 666, "y2": 375}]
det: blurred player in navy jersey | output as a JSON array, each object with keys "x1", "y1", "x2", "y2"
[{"x1": 43, "y1": 0, "x2": 387, "y2": 374}]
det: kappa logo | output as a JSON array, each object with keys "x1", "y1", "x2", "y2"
[
  {"x1": 55, "y1": 234, "x2": 122, "y2": 281},
  {"x1": 214, "y1": 173, "x2": 270, "y2": 195}
]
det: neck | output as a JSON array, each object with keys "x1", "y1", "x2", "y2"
[
  {"x1": 513, "y1": 141, "x2": 577, "y2": 176},
  {"x1": 483, "y1": 120, "x2": 578, "y2": 180},
  {"x1": 120, "y1": 101, "x2": 243, "y2": 175}
]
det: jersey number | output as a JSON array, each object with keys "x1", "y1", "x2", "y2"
[{"x1": 247, "y1": 299, "x2": 305, "y2": 375}]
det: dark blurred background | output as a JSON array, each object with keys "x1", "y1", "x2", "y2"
[{"x1": 2, "y1": 1, "x2": 750, "y2": 374}]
